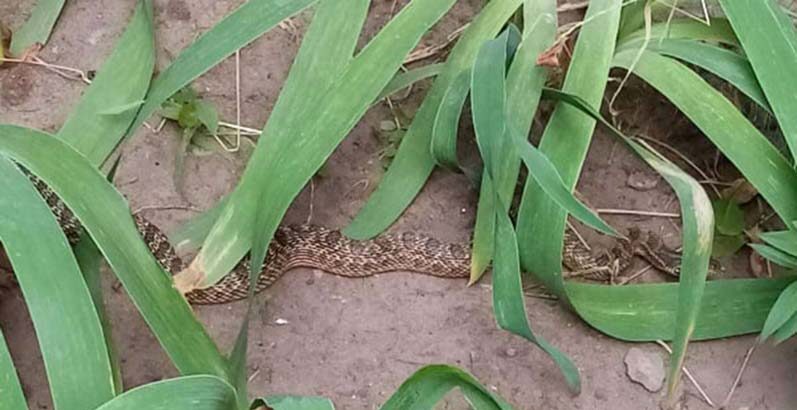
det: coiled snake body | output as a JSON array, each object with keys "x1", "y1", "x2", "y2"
[{"x1": 27, "y1": 174, "x2": 671, "y2": 305}]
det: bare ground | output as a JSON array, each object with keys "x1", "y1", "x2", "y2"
[{"x1": 1, "y1": 1, "x2": 796, "y2": 409}]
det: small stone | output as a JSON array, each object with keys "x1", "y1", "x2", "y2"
[
  {"x1": 624, "y1": 347, "x2": 665, "y2": 392},
  {"x1": 627, "y1": 171, "x2": 659, "y2": 191},
  {"x1": 504, "y1": 348, "x2": 517, "y2": 357},
  {"x1": 274, "y1": 318, "x2": 289, "y2": 325},
  {"x1": 594, "y1": 389, "x2": 607, "y2": 401}
]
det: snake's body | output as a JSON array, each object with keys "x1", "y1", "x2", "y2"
[{"x1": 27, "y1": 174, "x2": 669, "y2": 305}]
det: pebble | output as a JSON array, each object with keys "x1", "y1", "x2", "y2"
[
  {"x1": 624, "y1": 347, "x2": 665, "y2": 392},
  {"x1": 505, "y1": 348, "x2": 517, "y2": 357}
]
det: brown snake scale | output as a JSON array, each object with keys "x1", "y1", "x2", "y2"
[{"x1": 25, "y1": 173, "x2": 691, "y2": 305}]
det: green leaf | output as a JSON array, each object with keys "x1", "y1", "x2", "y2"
[
  {"x1": 471, "y1": 31, "x2": 580, "y2": 393},
  {"x1": 75, "y1": 235, "x2": 124, "y2": 393},
  {"x1": 94, "y1": 375, "x2": 237, "y2": 410},
  {"x1": 0, "y1": 158, "x2": 115, "y2": 409},
  {"x1": 712, "y1": 198, "x2": 745, "y2": 236},
  {"x1": 516, "y1": 0, "x2": 622, "y2": 296},
  {"x1": 760, "y1": 280, "x2": 797, "y2": 342},
  {"x1": 0, "y1": 125, "x2": 229, "y2": 380},
  {"x1": 638, "y1": 39, "x2": 771, "y2": 112},
  {"x1": 0, "y1": 328, "x2": 27, "y2": 410},
  {"x1": 57, "y1": 0, "x2": 155, "y2": 167},
  {"x1": 718, "y1": 0, "x2": 797, "y2": 160},
  {"x1": 430, "y1": 69, "x2": 470, "y2": 169},
  {"x1": 750, "y1": 244, "x2": 797, "y2": 269},
  {"x1": 380, "y1": 365, "x2": 513, "y2": 410},
  {"x1": 98, "y1": 100, "x2": 146, "y2": 116},
  {"x1": 620, "y1": 18, "x2": 737, "y2": 46},
  {"x1": 376, "y1": 63, "x2": 445, "y2": 101},
  {"x1": 344, "y1": 0, "x2": 524, "y2": 240},
  {"x1": 469, "y1": 0, "x2": 557, "y2": 283},
  {"x1": 760, "y1": 230, "x2": 797, "y2": 256},
  {"x1": 8, "y1": 0, "x2": 65, "y2": 56},
  {"x1": 537, "y1": 89, "x2": 715, "y2": 401},
  {"x1": 772, "y1": 311, "x2": 797, "y2": 343},
  {"x1": 123, "y1": 0, "x2": 318, "y2": 165},
  {"x1": 257, "y1": 396, "x2": 335, "y2": 410}
]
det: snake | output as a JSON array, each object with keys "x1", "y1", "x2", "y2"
[{"x1": 18, "y1": 172, "x2": 690, "y2": 305}]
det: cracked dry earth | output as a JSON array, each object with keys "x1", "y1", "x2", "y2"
[{"x1": 1, "y1": 1, "x2": 796, "y2": 409}]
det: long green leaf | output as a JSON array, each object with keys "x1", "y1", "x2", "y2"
[
  {"x1": 631, "y1": 140, "x2": 713, "y2": 400},
  {"x1": 430, "y1": 69, "x2": 470, "y2": 169},
  {"x1": 540, "y1": 89, "x2": 713, "y2": 398},
  {"x1": 760, "y1": 280, "x2": 797, "y2": 342},
  {"x1": 8, "y1": 0, "x2": 65, "y2": 56},
  {"x1": 0, "y1": 125, "x2": 229, "y2": 380},
  {"x1": 0, "y1": 157, "x2": 115, "y2": 410},
  {"x1": 57, "y1": 0, "x2": 155, "y2": 167},
  {"x1": 760, "y1": 230, "x2": 797, "y2": 256},
  {"x1": 123, "y1": 0, "x2": 318, "y2": 165},
  {"x1": 619, "y1": 18, "x2": 737, "y2": 46},
  {"x1": 227, "y1": 2, "x2": 371, "y2": 403},
  {"x1": 635, "y1": 39, "x2": 770, "y2": 112},
  {"x1": 612, "y1": 50, "x2": 797, "y2": 224},
  {"x1": 376, "y1": 63, "x2": 445, "y2": 101},
  {"x1": 718, "y1": 0, "x2": 797, "y2": 159},
  {"x1": 469, "y1": 0, "x2": 557, "y2": 282},
  {"x1": 472, "y1": 32, "x2": 580, "y2": 393},
  {"x1": 344, "y1": 0, "x2": 523, "y2": 240},
  {"x1": 516, "y1": 0, "x2": 621, "y2": 295},
  {"x1": 750, "y1": 243, "x2": 797, "y2": 269},
  {"x1": 257, "y1": 396, "x2": 335, "y2": 410},
  {"x1": 0, "y1": 328, "x2": 26, "y2": 410},
  {"x1": 75, "y1": 235, "x2": 123, "y2": 393},
  {"x1": 380, "y1": 365, "x2": 512, "y2": 410},
  {"x1": 94, "y1": 376, "x2": 237, "y2": 410}
]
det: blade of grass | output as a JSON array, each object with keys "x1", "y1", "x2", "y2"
[
  {"x1": 634, "y1": 139, "x2": 713, "y2": 401},
  {"x1": 75, "y1": 235, "x2": 124, "y2": 394},
  {"x1": 377, "y1": 63, "x2": 445, "y2": 101},
  {"x1": 612, "y1": 49, "x2": 797, "y2": 224},
  {"x1": 344, "y1": 0, "x2": 523, "y2": 240},
  {"x1": 565, "y1": 278, "x2": 794, "y2": 340},
  {"x1": 0, "y1": 157, "x2": 115, "y2": 409},
  {"x1": 0, "y1": 328, "x2": 27, "y2": 410},
  {"x1": 633, "y1": 39, "x2": 770, "y2": 112},
  {"x1": 0, "y1": 125, "x2": 229, "y2": 380},
  {"x1": 619, "y1": 18, "x2": 736, "y2": 46},
  {"x1": 515, "y1": 0, "x2": 622, "y2": 295},
  {"x1": 472, "y1": 32, "x2": 581, "y2": 393},
  {"x1": 541, "y1": 89, "x2": 714, "y2": 398},
  {"x1": 8, "y1": 0, "x2": 65, "y2": 56},
  {"x1": 94, "y1": 376, "x2": 237, "y2": 410},
  {"x1": 759, "y1": 280, "x2": 797, "y2": 342},
  {"x1": 256, "y1": 396, "x2": 335, "y2": 410},
  {"x1": 177, "y1": 0, "x2": 369, "y2": 290},
  {"x1": 121, "y1": 0, "x2": 318, "y2": 165},
  {"x1": 718, "y1": 0, "x2": 797, "y2": 160},
  {"x1": 759, "y1": 230, "x2": 797, "y2": 256},
  {"x1": 430, "y1": 69, "x2": 470, "y2": 170},
  {"x1": 57, "y1": 0, "x2": 155, "y2": 167},
  {"x1": 749, "y1": 244, "x2": 797, "y2": 269},
  {"x1": 772, "y1": 312, "x2": 797, "y2": 343},
  {"x1": 380, "y1": 365, "x2": 513, "y2": 410},
  {"x1": 469, "y1": 0, "x2": 557, "y2": 283}
]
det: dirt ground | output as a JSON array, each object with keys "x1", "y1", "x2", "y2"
[{"x1": 1, "y1": 1, "x2": 796, "y2": 409}]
